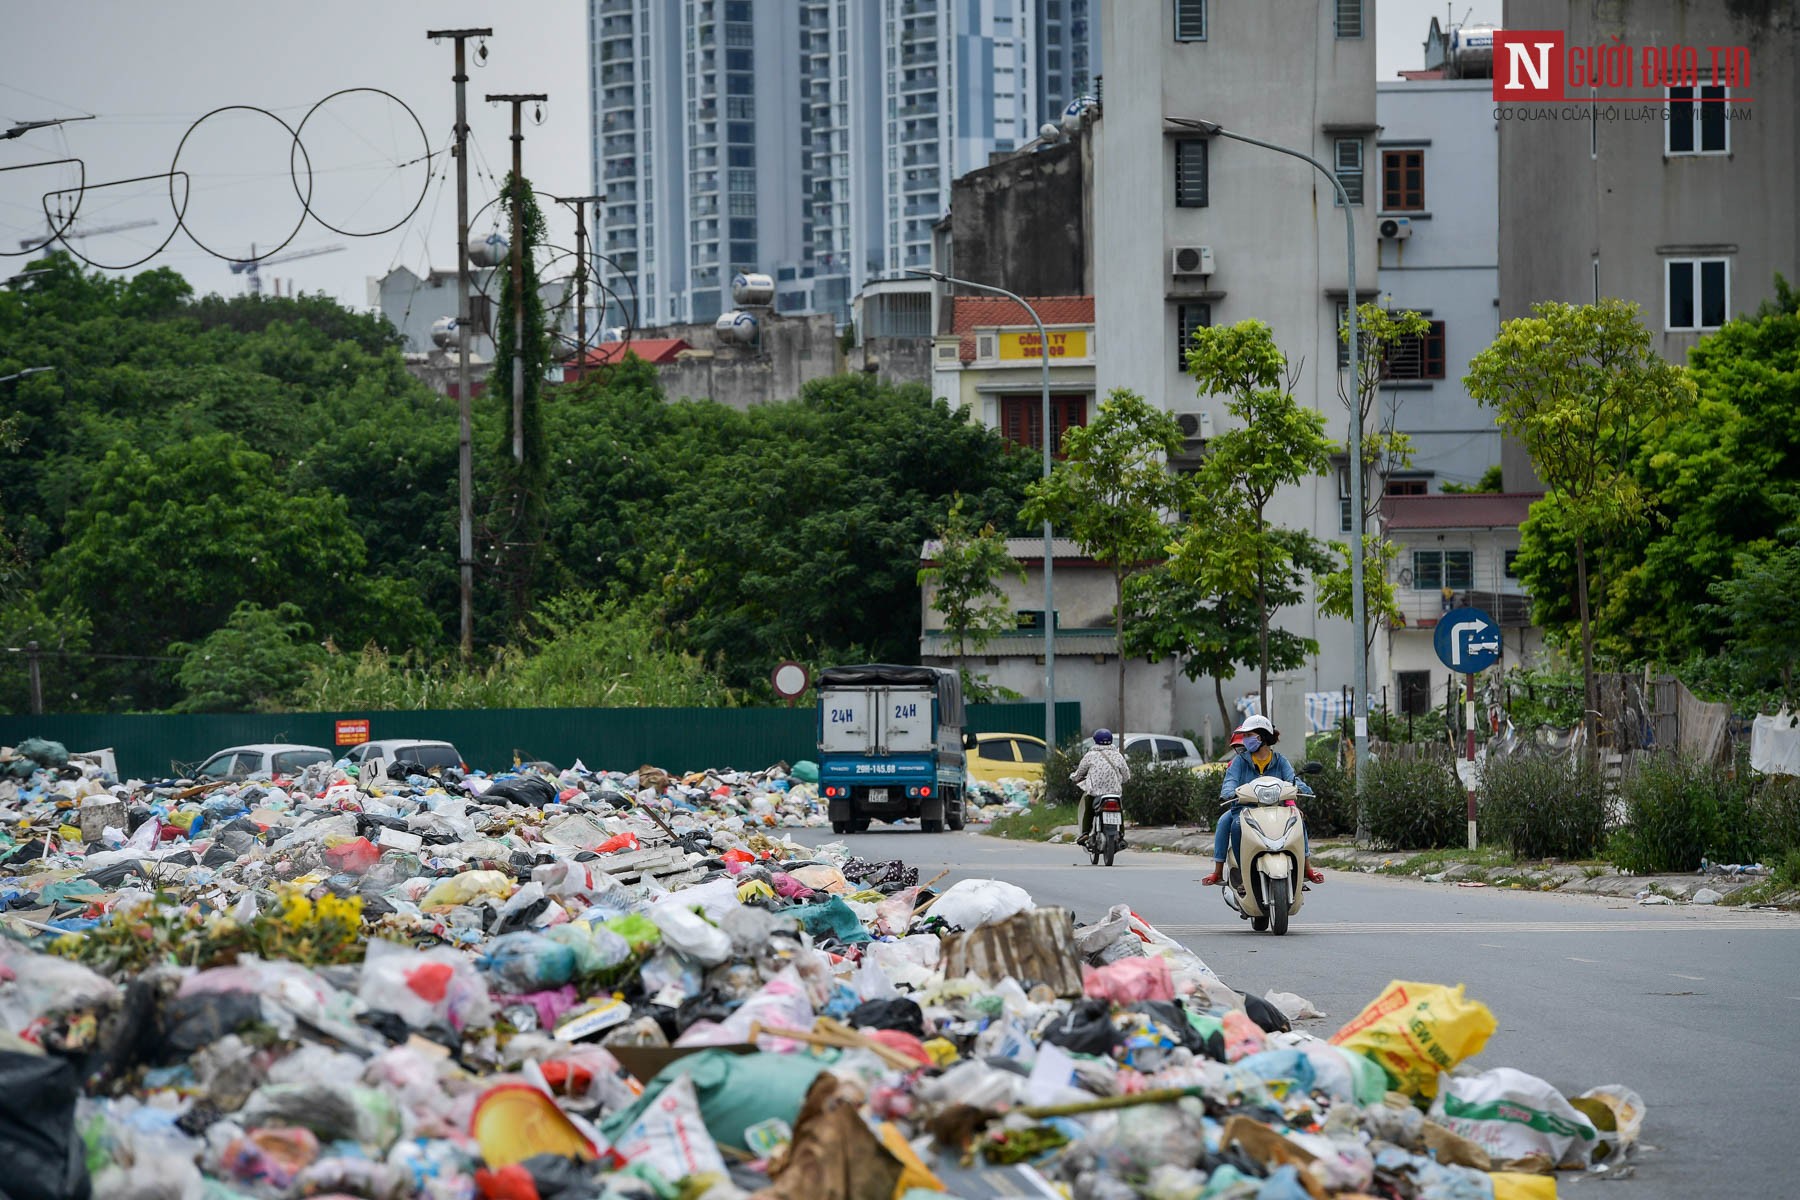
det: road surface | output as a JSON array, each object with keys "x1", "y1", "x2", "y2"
[{"x1": 793, "y1": 826, "x2": 1800, "y2": 1198}]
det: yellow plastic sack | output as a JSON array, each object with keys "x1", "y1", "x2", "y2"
[
  {"x1": 1329, "y1": 980, "x2": 1496, "y2": 1098},
  {"x1": 421, "y1": 870, "x2": 512, "y2": 908},
  {"x1": 1491, "y1": 1172, "x2": 1557, "y2": 1200},
  {"x1": 737, "y1": 880, "x2": 776, "y2": 902}
]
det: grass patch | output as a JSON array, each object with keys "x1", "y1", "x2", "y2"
[
  {"x1": 1377, "y1": 846, "x2": 1516, "y2": 877},
  {"x1": 1720, "y1": 851, "x2": 1800, "y2": 907},
  {"x1": 984, "y1": 802, "x2": 1078, "y2": 842}
]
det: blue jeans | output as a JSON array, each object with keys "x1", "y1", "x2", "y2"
[{"x1": 1213, "y1": 805, "x2": 1310, "y2": 861}]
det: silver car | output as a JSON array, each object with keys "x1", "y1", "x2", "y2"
[
  {"x1": 191, "y1": 743, "x2": 333, "y2": 781},
  {"x1": 340, "y1": 739, "x2": 467, "y2": 774}
]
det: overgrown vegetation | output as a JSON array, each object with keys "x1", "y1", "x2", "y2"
[
  {"x1": 1301, "y1": 755, "x2": 1359, "y2": 838},
  {"x1": 1478, "y1": 753, "x2": 1609, "y2": 860},
  {"x1": 985, "y1": 802, "x2": 1078, "y2": 841},
  {"x1": 1361, "y1": 755, "x2": 1466, "y2": 850},
  {"x1": 1609, "y1": 753, "x2": 1760, "y2": 873}
]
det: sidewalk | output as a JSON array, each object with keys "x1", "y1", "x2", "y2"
[{"x1": 1043, "y1": 823, "x2": 1793, "y2": 908}]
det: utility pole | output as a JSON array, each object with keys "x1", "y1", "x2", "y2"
[
  {"x1": 486, "y1": 93, "x2": 547, "y2": 464},
  {"x1": 25, "y1": 641, "x2": 42, "y2": 716},
  {"x1": 428, "y1": 26, "x2": 491, "y2": 661},
  {"x1": 554, "y1": 194, "x2": 605, "y2": 362}
]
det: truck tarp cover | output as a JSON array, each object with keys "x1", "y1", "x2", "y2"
[{"x1": 818, "y1": 664, "x2": 963, "y2": 728}]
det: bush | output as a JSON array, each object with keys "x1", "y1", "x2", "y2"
[
  {"x1": 1478, "y1": 753, "x2": 1607, "y2": 860},
  {"x1": 1610, "y1": 753, "x2": 1758, "y2": 874},
  {"x1": 1752, "y1": 775, "x2": 1800, "y2": 858},
  {"x1": 1302, "y1": 755, "x2": 1359, "y2": 838},
  {"x1": 1361, "y1": 755, "x2": 1466, "y2": 850},
  {"x1": 1126, "y1": 761, "x2": 1210, "y2": 827},
  {"x1": 1041, "y1": 739, "x2": 1084, "y2": 808}
]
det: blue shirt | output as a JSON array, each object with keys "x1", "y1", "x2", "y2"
[{"x1": 1218, "y1": 748, "x2": 1311, "y2": 801}]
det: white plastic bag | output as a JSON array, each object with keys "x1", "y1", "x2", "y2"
[
  {"x1": 610, "y1": 1074, "x2": 729, "y2": 1180},
  {"x1": 929, "y1": 878, "x2": 1032, "y2": 930},
  {"x1": 1263, "y1": 990, "x2": 1326, "y2": 1021},
  {"x1": 1429, "y1": 1066, "x2": 1600, "y2": 1168},
  {"x1": 648, "y1": 905, "x2": 731, "y2": 966}
]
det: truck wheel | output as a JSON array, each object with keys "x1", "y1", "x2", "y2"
[
  {"x1": 945, "y1": 790, "x2": 965, "y2": 831},
  {"x1": 831, "y1": 820, "x2": 848, "y2": 834},
  {"x1": 851, "y1": 819, "x2": 871, "y2": 833},
  {"x1": 921, "y1": 819, "x2": 943, "y2": 833}
]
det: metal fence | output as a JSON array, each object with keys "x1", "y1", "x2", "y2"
[{"x1": 0, "y1": 701, "x2": 1081, "y2": 782}]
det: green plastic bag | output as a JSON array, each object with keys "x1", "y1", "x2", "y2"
[
  {"x1": 788, "y1": 760, "x2": 820, "y2": 784},
  {"x1": 786, "y1": 895, "x2": 870, "y2": 944},
  {"x1": 599, "y1": 1050, "x2": 827, "y2": 1152},
  {"x1": 604, "y1": 912, "x2": 663, "y2": 953}
]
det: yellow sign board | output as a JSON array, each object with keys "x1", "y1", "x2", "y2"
[{"x1": 998, "y1": 329, "x2": 1089, "y2": 360}]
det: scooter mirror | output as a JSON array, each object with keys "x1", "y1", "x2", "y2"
[
  {"x1": 1301, "y1": 760, "x2": 1325, "y2": 775},
  {"x1": 962, "y1": 732, "x2": 978, "y2": 750}
]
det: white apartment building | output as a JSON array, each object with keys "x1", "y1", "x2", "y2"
[{"x1": 1092, "y1": 0, "x2": 1378, "y2": 728}]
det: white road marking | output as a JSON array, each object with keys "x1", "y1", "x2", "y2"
[
  {"x1": 1153, "y1": 918, "x2": 1796, "y2": 935},
  {"x1": 1567, "y1": 956, "x2": 1600, "y2": 963},
  {"x1": 1671, "y1": 973, "x2": 1705, "y2": 981}
]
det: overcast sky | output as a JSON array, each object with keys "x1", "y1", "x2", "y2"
[{"x1": 2, "y1": 1, "x2": 1501, "y2": 312}]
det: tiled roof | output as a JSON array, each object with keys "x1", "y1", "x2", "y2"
[
  {"x1": 575, "y1": 337, "x2": 692, "y2": 366},
  {"x1": 1396, "y1": 68, "x2": 1449, "y2": 80},
  {"x1": 1383, "y1": 492, "x2": 1543, "y2": 530},
  {"x1": 949, "y1": 295, "x2": 1095, "y2": 333}
]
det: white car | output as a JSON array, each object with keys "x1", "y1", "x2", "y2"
[
  {"x1": 340, "y1": 739, "x2": 467, "y2": 774},
  {"x1": 1081, "y1": 732, "x2": 1209, "y2": 770},
  {"x1": 191, "y1": 743, "x2": 333, "y2": 781}
]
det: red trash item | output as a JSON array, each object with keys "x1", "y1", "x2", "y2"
[
  {"x1": 864, "y1": 1028, "x2": 933, "y2": 1067},
  {"x1": 558, "y1": 787, "x2": 581, "y2": 804},
  {"x1": 538, "y1": 1060, "x2": 595, "y2": 1095},
  {"x1": 325, "y1": 837, "x2": 381, "y2": 874},
  {"x1": 474, "y1": 1164, "x2": 541, "y2": 1200},
  {"x1": 405, "y1": 962, "x2": 455, "y2": 1003},
  {"x1": 595, "y1": 831, "x2": 640, "y2": 855},
  {"x1": 1082, "y1": 957, "x2": 1176, "y2": 1004},
  {"x1": 721, "y1": 848, "x2": 755, "y2": 864}
]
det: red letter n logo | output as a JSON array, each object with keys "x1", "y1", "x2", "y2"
[{"x1": 1494, "y1": 31, "x2": 1565, "y2": 100}]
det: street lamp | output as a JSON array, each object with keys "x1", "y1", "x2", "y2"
[
  {"x1": 1165, "y1": 117, "x2": 1371, "y2": 820},
  {"x1": 0, "y1": 366, "x2": 54, "y2": 386},
  {"x1": 907, "y1": 268, "x2": 1058, "y2": 749}
]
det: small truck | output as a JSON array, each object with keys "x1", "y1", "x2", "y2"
[{"x1": 815, "y1": 663, "x2": 970, "y2": 833}]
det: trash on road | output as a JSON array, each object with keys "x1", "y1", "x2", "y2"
[{"x1": 0, "y1": 743, "x2": 1644, "y2": 1197}]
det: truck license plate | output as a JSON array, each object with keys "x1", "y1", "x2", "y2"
[
  {"x1": 1101, "y1": 811, "x2": 1122, "y2": 827},
  {"x1": 867, "y1": 788, "x2": 888, "y2": 803}
]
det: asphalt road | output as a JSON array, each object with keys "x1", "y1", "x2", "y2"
[{"x1": 792, "y1": 825, "x2": 1800, "y2": 1199}]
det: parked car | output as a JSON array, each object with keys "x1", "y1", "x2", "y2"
[
  {"x1": 190, "y1": 743, "x2": 333, "y2": 781},
  {"x1": 341, "y1": 739, "x2": 468, "y2": 774},
  {"x1": 1079, "y1": 732, "x2": 1210, "y2": 771},
  {"x1": 965, "y1": 732, "x2": 1049, "y2": 787}
]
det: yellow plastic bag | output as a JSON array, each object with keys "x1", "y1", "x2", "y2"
[
  {"x1": 1490, "y1": 1171, "x2": 1557, "y2": 1199},
  {"x1": 1329, "y1": 980, "x2": 1496, "y2": 1098}
]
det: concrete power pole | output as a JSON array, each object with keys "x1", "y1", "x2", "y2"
[
  {"x1": 554, "y1": 194, "x2": 605, "y2": 363},
  {"x1": 485, "y1": 93, "x2": 547, "y2": 464},
  {"x1": 428, "y1": 27, "x2": 491, "y2": 661}
]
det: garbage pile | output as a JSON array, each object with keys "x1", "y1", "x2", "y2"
[{"x1": 0, "y1": 746, "x2": 1644, "y2": 1200}]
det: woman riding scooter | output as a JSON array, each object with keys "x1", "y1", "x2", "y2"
[
  {"x1": 1071, "y1": 728, "x2": 1129, "y2": 851},
  {"x1": 1202, "y1": 716, "x2": 1326, "y2": 887}
]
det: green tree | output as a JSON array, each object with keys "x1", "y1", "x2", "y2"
[
  {"x1": 1441, "y1": 465, "x2": 1504, "y2": 494},
  {"x1": 918, "y1": 493, "x2": 1024, "y2": 658},
  {"x1": 1181, "y1": 320, "x2": 1335, "y2": 712},
  {"x1": 170, "y1": 601, "x2": 324, "y2": 713},
  {"x1": 1702, "y1": 526, "x2": 1800, "y2": 705},
  {"x1": 1465, "y1": 299, "x2": 1695, "y2": 753},
  {"x1": 1021, "y1": 389, "x2": 1185, "y2": 729},
  {"x1": 490, "y1": 171, "x2": 552, "y2": 630}
]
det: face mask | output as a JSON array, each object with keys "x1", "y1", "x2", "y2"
[{"x1": 1242, "y1": 735, "x2": 1263, "y2": 754}]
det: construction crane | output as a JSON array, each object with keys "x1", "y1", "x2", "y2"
[
  {"x1": 228, "y1": 243, "x2": 345, "y2": 296},
  {"x1": 18, "y1": 216, "x2": 157, "y2": 251}
]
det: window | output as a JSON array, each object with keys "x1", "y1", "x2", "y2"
[
  {"x1": 1335, "y1": 302, "x2": 1378, "y2": 368},
  {"x1": 1175, "y1": 302, "x2": 1211, "y2": 373},
  {"x1": 1155, "y1": 737, "x2": 1191, "y2": 761},
  {"x1": 1413, "y1": 549, "x2": 1472, "y2": 591},
  {"x1": 399, "y1": 745, "x2": 463, "y2": 771},
  {"x1": 1334, "y1": 138, "x2": 1364, "y2": 205},
  {"x1": 1503, "y1": 550, "x2": 1520, "y2": 578},
  {"x1": 1381, "y1": 149, "x2": 1424, "y2": 211},
  {"x1": 1337, "y1": 463, "x2": 1353, "y2": 532},
  {"x1": 1385, "y1": 478, "x2": 1427, "y2": 496},
  {"x1": 273, "y1": 749, "x2": 330, "y2": 775},
  {"x1": 1015, "y1": 738, "x2": 1048, "y2": 764},
  {"x1": 1335, "y1": 0, "x2": 1364, "y2": 37},
  {"x1": 1124, "y1": 737, "x2": 1154, "y2": 760},
  {"x1": 1666, "y1": 258, "x2": 1728, "y2": 330},
  {"x1": 1000, "y1": 394, "x2": 1088, "y2": 452},
  {"x1": 1666, "y1": 85, "x2": 1728, "y2": 155},
  {"x1": 728, "y1": 168, "x2": 755, "y2": 192},
  {"x1": 1174, "y1": 137, "x2": 1208, "y2": 207},
  {"x1": 1173, "y1": 0, "x2": 1205, "y2": 41},
  {"x1": 976, "y1": 739, "x2": 1018, "y2": 762},
  {"x1": 729, "y1": 218, "x2": 756, "y2": 239},
  {"x1": 728, "y1": 146, "x2": 755, "y2": 167},
  {"x1": 725, "y1": 49, "x2": 753, "y2": 72},
  {"x1": 1397, "y1": 670, "x2": 1432, "y2": 716},
  {"x1": 726, "y1": 121, "x2": 754, "y2": 143},
  {"x1": 1383, "y1": 320, "x2": 1447, "y2": 380},
  {"x1": 728, "y1": 193, "x2": 756, "y2": 215}
]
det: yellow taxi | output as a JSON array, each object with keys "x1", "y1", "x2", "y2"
[{"x1": 964, "y1": 732, "x2": 1049, "y2": 787}]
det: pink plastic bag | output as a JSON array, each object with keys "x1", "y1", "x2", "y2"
[
  {"x1": 1082, "y1": 957, "x2": 1175, "y2": 1004},
  {"x1": 1221, "y1": 1010, "x2": 1267, "y2": 1062}
]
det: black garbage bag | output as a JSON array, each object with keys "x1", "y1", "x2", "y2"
[
  {"x1": 1243, "y1": 993, "x2": 1291, "y2": 1035},
  {"x1": 848, "y1": 997, "x2": 925, "y2": 1038},
  {"x1": 1040, "y1": 998, "x2": 1120, "y2": 1057},
  {"x1": 477, "y1": 776, "x2": 560, "y2": 807},
  {"x1": 0, "y1": 1051, "x2": 93, "y2": 1200},
  {"x1": 203, "y1": 831, "x2": 259, "y2": 868},
  {"x1": 159, "y1": 991, "x2": 265, "y2": 1061},
  {"x1": 1132, "y1": 1000, "x2": 1223, "y2": 1061}
]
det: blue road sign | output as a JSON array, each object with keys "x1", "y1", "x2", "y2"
[{"x1": 1434, "y1": 606, "x2": 1501, "y2": 674}]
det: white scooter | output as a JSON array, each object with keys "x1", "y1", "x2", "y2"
[
  {"x1": 1219, "y1": 773, "x2": 1314, "y2": 935},
  {"x1": 1085, "y1": 792, "x2": 1124, "y2": 867}
]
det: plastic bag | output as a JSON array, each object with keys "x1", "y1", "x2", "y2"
[
  {"x1": 603, "y1": 912, "x2": 663, "y2": 953},
  {"x1": 420, "y1": 869, "x2": 512, "y2": 908},
  {"x1": 929, "y1": 878, "x2": 1032, "y2": 930},
  {"x1": 480, "y1": 932, "x2": 579, "y2": 992},
  {"x1": 1571, "y1": 1084, "x2": 1646, "y2": 1162},
  {"x1": 0, "y1": 945, "x2": 120, "y2": 1034},
  {"x1": 1083, "y1": 957, "x2": 1175, "y2": 1004},
  {"x1": 648, "y1": 905, "x2": 732, "y2": 967},
  {"x1": 0, "y1": 1050, "x2": 91, "y2": 1200},
  {"x1": 544, "y1": 924, "x2": 634, "y2": 978},
  {"x1": 359, "y1": 939, "x2": 494, "y2": 1032},
  {"x1": 608, "y1": 1073, "x2": 728, "y2": 1180},
  {"x1": 1330, "y1": 980, "x2": 1497, "y2": 1098},
  {"x1": 786, "y1": 895, "x2": 871, "y2": 944},
  {"x1": 1429, "y1": 1067, "x2": 1600, "y2": 1169},
  {"x1": 1263, "y1": 990, "x2": 1325, "y2": 1022}
]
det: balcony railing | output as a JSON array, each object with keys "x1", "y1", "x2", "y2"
[{"x1": 1392, "y1": 589, "x2": 1533, "y2": 629}]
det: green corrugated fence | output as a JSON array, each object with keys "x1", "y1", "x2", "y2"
[{"x1": 0, "y1": 700, "x2": 1080, "y2": 781}]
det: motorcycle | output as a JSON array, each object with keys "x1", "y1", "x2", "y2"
[
  {"x1": 1218, "y1": 772, "x2": 1316, "y2": 935},
  {"x1": 1084, "y1": 792, "x2": 1124, "y2": 867}
]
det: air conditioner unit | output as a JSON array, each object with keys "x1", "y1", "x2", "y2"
[
  {"x1": 1175, "y1": 412, "x2": 1213, "y2": 442},
  {"x1": 1379, "y1": 216, "x2": 1413, "y2": 240},
  {"x1": 1170, "y1": 244, "x2": 1215, "y2": 277}
]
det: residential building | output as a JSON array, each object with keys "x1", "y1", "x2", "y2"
[
  {"x1": 1497, "y1": 0, "x2": 1799, "y2": 486},
  {"x1": 931, "y1": 295, "x2": 1096, "y2": 448},
  {"x1": 1091, "y1": 0, "x2": 1379, "y2": 727},
  {"x1": 1381, "y1": 492, "x2": 1545, "y2": 713},
  {"x1": 369, "y1": 265, "x2": 497, "y2": 358},
  {"x1": 1374, "y1": 71, "x2": 1501, "y2": 492},
  {"x1": 588, "y1": 0, "x2": 1100, "y2": 325},
  {"x1": 848, "y1": 276, "x2": 935, "y2": 385}
]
